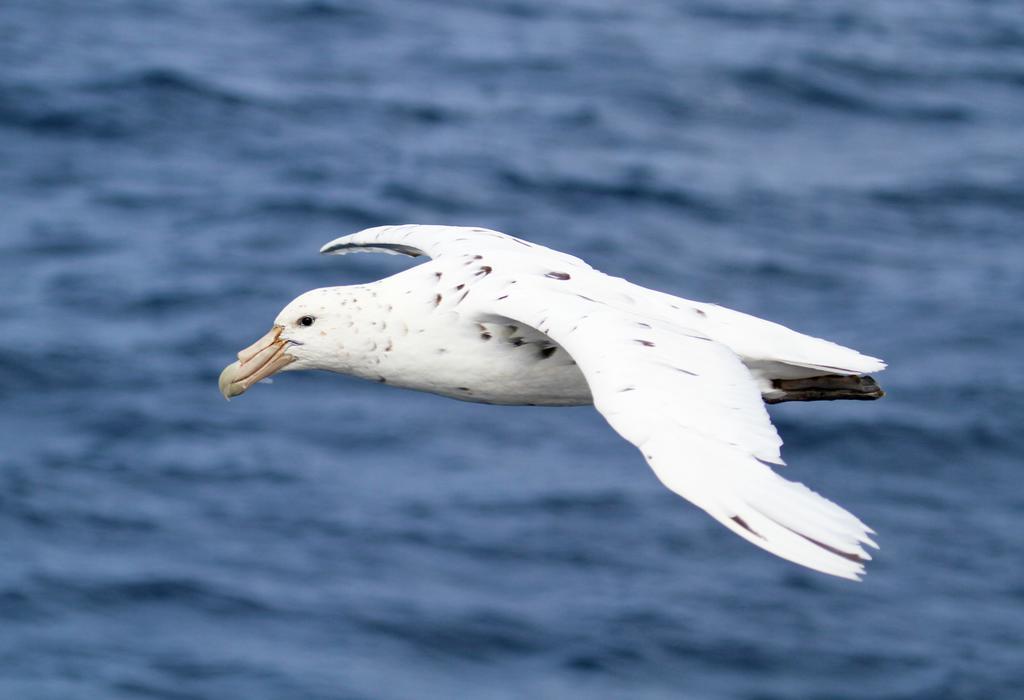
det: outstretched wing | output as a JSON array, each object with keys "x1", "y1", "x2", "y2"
[
  {"x1": 324, "y1": 226, "x2": 884, "y2": 380},
  {"x1": 464, "y1": 269, "x2": 877, "y2": 580},
  {"x1": 320, "y1": 225, "x2": 879, "y2": 579},
  {"x1": 321, "y1": 224, "x2": 590, "y2": 269}
]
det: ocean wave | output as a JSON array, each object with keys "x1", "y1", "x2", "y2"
[
  {"x1": 42, "y1": 574, "x2": 281, "y2": 616},
  {"x1": 0, "y1": 82, "x2": 127, "y2": 138},
  {"x1": 868, "y1": 179, "x2": 1024, "y2": 211},
  {"x1": 497, "y1": 168, "x2": 728, "y2": 220},
  {"x1": 350, "y1": 606, "x2": 548, "y2": 659},
  {"x1": 84, "y1": 67, "x2": 257, "y2": 107},
  {"x1": 729, "y1": 64, "x2": 971, "y2": 121}
]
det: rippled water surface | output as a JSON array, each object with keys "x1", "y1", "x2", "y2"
[{"x1": 2, "y1": 1, "x2": 1023, "y2": 698}]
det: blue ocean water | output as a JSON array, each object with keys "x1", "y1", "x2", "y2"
[{"x1": 2, "y1": 1, "x2": 1023, "y2": 698}]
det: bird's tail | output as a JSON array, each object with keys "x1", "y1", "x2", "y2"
[{"x1": 764, "y1": 374, "x2": 884, "y2": 404}]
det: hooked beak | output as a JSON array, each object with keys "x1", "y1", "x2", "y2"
[{"x1": 219, "y1": 326, "x2": 296, "y2": 400}]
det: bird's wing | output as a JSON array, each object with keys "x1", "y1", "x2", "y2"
[
  {"x1": 320, "y1": 225, "x2": 878, "y2": 578},
  {"x1": 323, "y1": 226, "x2": 885, "y2": 379},
  {"x1": 464, "y1": 266, "x2": 876, "y2": 580},
  {"x1": 321, "y1": 224, "x2": 591, "y2": 269}
]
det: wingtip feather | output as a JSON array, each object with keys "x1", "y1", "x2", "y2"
[{"x1": 654, "y1": 441, "x2": 878, "y2": 580}]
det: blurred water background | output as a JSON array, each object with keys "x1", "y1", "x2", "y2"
[{"x1": 2, "y1": 1, "x2": 1024, "y2": 698}]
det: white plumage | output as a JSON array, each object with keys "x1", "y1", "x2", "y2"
[{"x1": 220, "y1": 225, "x2": 886, "y2": 580}]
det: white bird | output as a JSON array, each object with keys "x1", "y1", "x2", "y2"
[{"x1": 219, "y1": 225, "x2": 885, "y2": 580}]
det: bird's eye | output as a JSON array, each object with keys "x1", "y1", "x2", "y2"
[{"x1": 298, "y1": 315, "x2": 315, "y2": 327}]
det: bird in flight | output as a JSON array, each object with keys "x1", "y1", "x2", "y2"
[{"x1": 220, "y1": 225, "x2": 885, "y2": 580}]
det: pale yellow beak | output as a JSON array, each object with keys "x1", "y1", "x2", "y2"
[{"x1": 219, "y1": 326, "x2": 296, "y2": 400}]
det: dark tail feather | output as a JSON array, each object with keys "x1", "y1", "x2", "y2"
[{"x1": 765, "y1": 374, "x2": 884, "y2": 404}]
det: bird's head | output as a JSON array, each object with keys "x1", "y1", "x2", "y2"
[{"x1": 218, "y1": 288, "x2": 340, "y2": 399}]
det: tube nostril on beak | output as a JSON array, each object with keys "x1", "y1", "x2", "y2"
[
  {"x1": 220, "y1": 326, "x2": 295, "y2": 400},
  {"x1": 236, "y1": 326, "x2": 283, "y2": 365}
]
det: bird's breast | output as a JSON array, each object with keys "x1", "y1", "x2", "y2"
[{"x1": 361, "y1": 311, "x2": 592, "y2": 406}]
